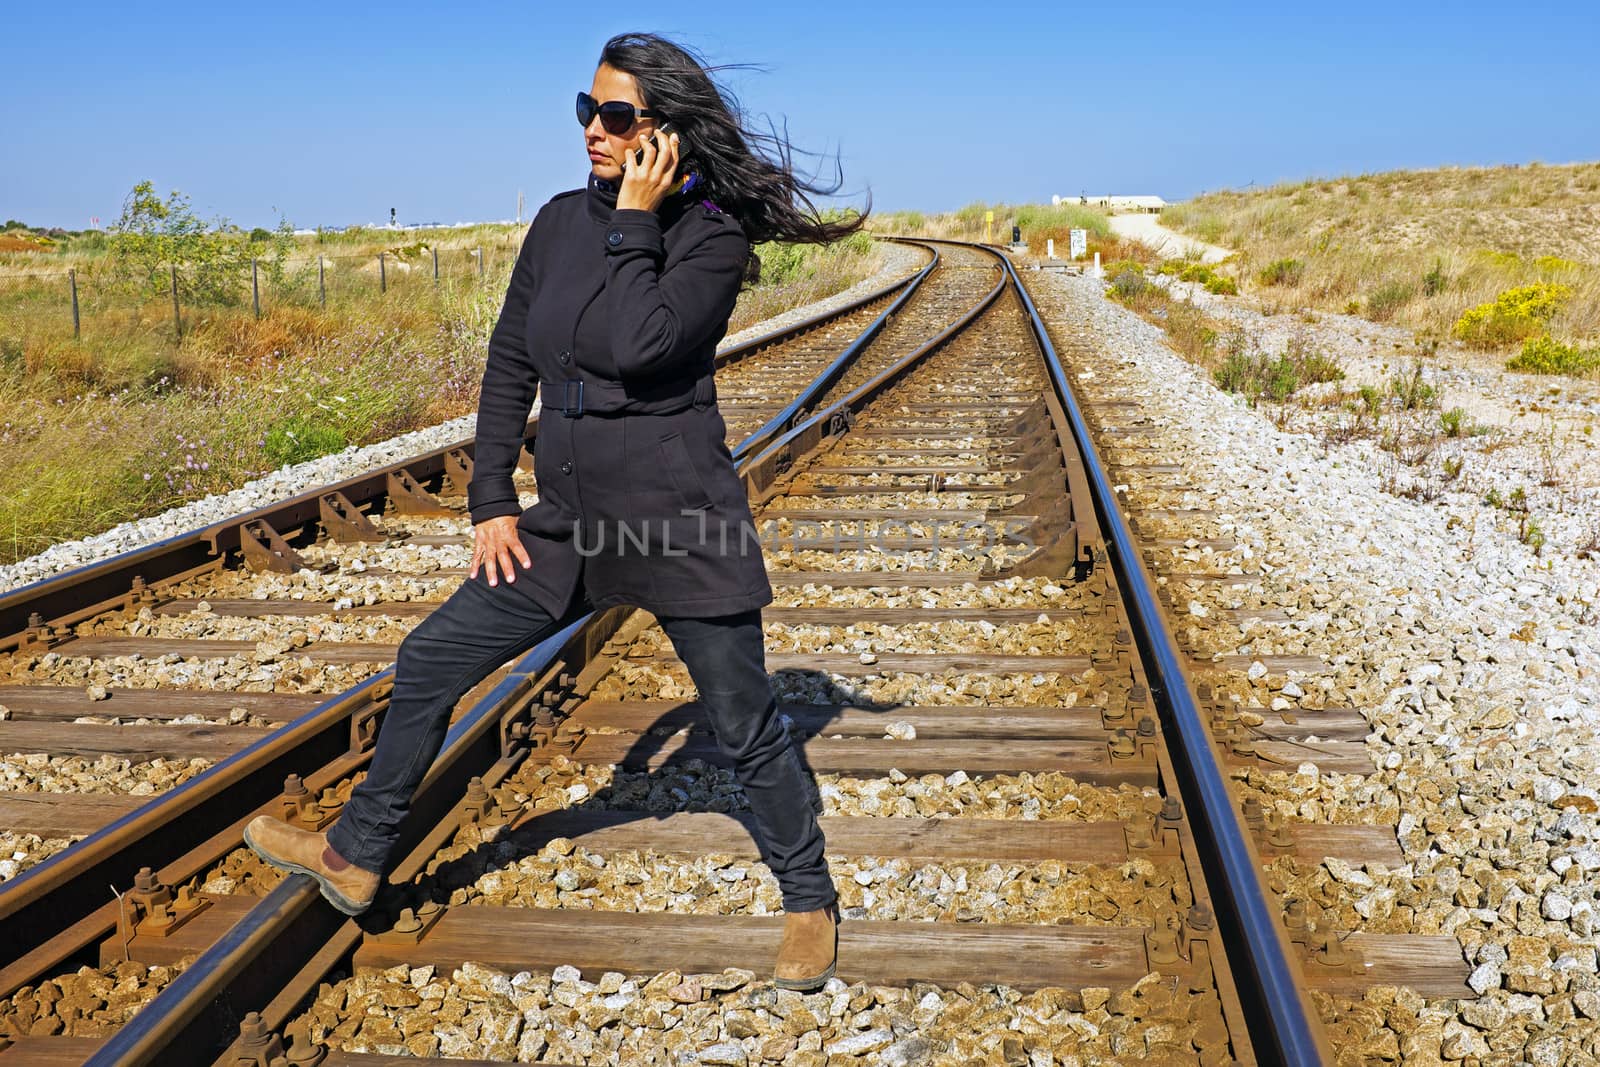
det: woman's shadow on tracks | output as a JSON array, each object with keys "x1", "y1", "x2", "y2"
[{"x1": 392, "y1": 668, "x2": 904, "y2": 915}]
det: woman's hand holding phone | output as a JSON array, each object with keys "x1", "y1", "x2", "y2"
[{"x1": 617, "y1": 126, "x2": 682, "y2": 213}]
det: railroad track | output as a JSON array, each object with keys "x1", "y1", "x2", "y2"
[
  {"x1": 0, "y1": 247, "x2": 934, "y2": 883},
  {"x1": 0, "y1": 240, "x2": 1472, "y2": 1065},
  {"x1": 0, "y1": 255, "x2": 934, "y2": 998}
]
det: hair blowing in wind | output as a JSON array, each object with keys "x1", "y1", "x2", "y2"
[{"x1": 599, "y1": 32, "x2": 871, "y2": 267}]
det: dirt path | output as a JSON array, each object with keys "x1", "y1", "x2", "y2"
[{"x1": 1108, "y1": 213, "x2": 1231, "y2": 263}]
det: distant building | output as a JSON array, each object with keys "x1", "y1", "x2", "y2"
[{"x1": 1052, "y1": 194, "x2": 1166, "y2": 213}]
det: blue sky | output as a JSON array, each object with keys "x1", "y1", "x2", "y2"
[{"x1": 5, "y1": 1, "x2": 1597, "y2": 229}]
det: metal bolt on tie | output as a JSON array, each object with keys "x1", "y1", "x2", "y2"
[
  {"x1": 1147, "y1": 924, "x2": 1183, "y2": 967},
  {"x1": 1284, "y1": 899, "x2": 1312, "y2": 944},
  {"x1": 1311, "y1": 930, "x2": 1353, "y2": 970},
  {"x1": 1241, "y1": 796, "x2": 1265, "y2": 830}
]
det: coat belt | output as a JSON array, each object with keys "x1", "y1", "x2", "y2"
[{"x1": 553, "y1": 374, "x2": 715, "y2": 418}]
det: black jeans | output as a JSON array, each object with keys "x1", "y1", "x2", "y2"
[{"x1": 326, "y1": 569, "x2": 837, "y2": 913}]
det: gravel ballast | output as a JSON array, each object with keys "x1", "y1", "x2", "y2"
[{"x1": 1024, "y1": 265, "x2": 1600, "y2": 1061}]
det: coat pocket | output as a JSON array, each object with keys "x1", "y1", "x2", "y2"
[{"x1": 657, "y1": 431, "x2": 715, "y2": 512}]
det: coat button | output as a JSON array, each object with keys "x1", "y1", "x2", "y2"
[
  {"x1": 606, "y1": 230, "x2": 623, "y2": 247},
  {"x1": 558, "y1": 351, "x2": 571, "y2": 365},
  {"x1": 560, "y1": 461, "x2": 573, "y2": 475}
]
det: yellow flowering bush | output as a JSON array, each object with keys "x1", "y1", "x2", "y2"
[
  {"x1": 1506, "y1": 334, "x2": 1600, "y2": 376},
  {"x1": 1451, "y1": 283, "x2": 1573, "y2": 346}
]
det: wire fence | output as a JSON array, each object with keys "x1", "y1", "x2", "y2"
[{"x1": 0, "y1": 238, "x2": 523, "y2": 342}]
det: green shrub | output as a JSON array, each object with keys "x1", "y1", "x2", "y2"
[
  {"x1": 1104, "y1": 259, "x2": 1145, "y2": 278},
  {"x1": 954, "y1": 202, "x2": 990, "y2": 226},
  {"x1": 1366, "y1": 282, "x2": 1415, "y2": 321},
  {"x1": 1296, "y1": 349, "x2": 1344, "y2": 384},
  {"x1": 1163, "y1": 299, "x2": 1220, "y2": 362},
  {"x1": 1452, "y1": 283, "x2": 1573, "y2": 346},
  {"x1": 263, "y1": 416, "x2": 346, "y2": 467},
  {"x1": 835, "y1": 229, "x2": 874, "y2": 257},
  {"x1": 1110, "y1": 270, "x2": 1148, "y2": 301},
  {"x1": 1439, "y1": 407, "x2": 1466, "y2": 437},
  {"x1": 1178, "y1": 263, "x2": 1214, "y2": 284},
  {"x1": 108, "y1": 180, "x2": 296, "y2": 306},
  {"x1": 1212, "y1": 338, "x2": 1342, "y2": 406},
  {"x1": 1521, "y1": 515, "x2": 1545, "y2": 552},
  {"x1": 752, "y1": 241, "x2": 813, "y2": 286},
  {"x1": 1390, "y1": 361, "x2": 1438, "y2": 410},
  {"x1": 1506, "y1": 335, "x2": 1600, "y2": 376},
  {"x1": 1212, "y1": 352, "x2": 1259, "y2": 396},
  {"x1": 68, "y1": 230, "x2": 108, "y2": 253},
  {"x1": 1012, "y1": 202, "x2": 1111, "y2": 239},
  {"x1": 1257, "y1": 258, "x2": 1305, "y2": 286},
  {"x1": 1163, "y1": 207, "x2": 1226, "y2": 245},
  {"x1": 1422, "y1": 259, "x2": 1448, "y2": 296},
  {"x1": 0, "y1": 335, "x2": 23, "y2": 372},
  {"x1": 1205, "y1": 274, "x2": 1238, "y2": 296}
]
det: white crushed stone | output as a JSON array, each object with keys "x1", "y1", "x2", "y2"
[{"x1": 1029, "y1": 267, "x2": 1600, "y2": 1052}]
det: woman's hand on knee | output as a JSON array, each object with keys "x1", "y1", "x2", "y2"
[{"x1": 470, "y1": 516, "x2": 532, "y2": 586}]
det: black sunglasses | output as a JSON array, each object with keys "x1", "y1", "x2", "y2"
[{"x1": 576, "y1": 91, "x2": 662, "y2": 135}]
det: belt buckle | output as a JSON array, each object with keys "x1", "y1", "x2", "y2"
[{"x1": 561, "y1": 379, "x2": 585, "y2": 417}]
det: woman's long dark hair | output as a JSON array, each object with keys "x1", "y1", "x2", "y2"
[{"x1": 598, "y1": 32, "x2": 870, "y2": 264}]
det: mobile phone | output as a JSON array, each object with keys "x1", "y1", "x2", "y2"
[{"x1": 634, "y1": 122, "x2": 678, "y2": 168}]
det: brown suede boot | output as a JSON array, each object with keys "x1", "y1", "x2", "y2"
[
  {"x1": 773, "y1": 904, "x2": 839, "y2": 991},
  {"x1": 243, "y1": 815, "x2": 379, "y2": 916}
]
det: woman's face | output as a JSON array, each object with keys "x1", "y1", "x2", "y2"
[{"x1": 584, "y1": 63, "x2": 656, "y2": 181}]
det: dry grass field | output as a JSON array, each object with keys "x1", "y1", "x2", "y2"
[
  {"x1": 1160, "y1": 161, "x2": 1600, "y2": 351},
  {"x1": 0, "y1": 221, "x2": 880, "y2": 566}
]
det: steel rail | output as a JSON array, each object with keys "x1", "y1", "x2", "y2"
[
  {"x1": 730, "y1": 246, "x2": 940, "y2": 462},
  {"x1": 84, "y1": 616, "x2": 591, "y2": 1067},
  {"x1": 742, "y1": 245, "x2": 1008, "y2": 498},
  {"x1": 999, "y1": 254, "x2": 1332, "y2": 1064},
  {"x1": 0, "y1": 673, "x2": 388, "y2": 994}
]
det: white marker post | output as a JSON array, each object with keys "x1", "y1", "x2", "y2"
[
  {"x1": 1047, "y1": 238, "x2": 1055, "y2": 259},
  {"x1": 1092, "y1": 252, "x2": 1103, "y2": 279}
]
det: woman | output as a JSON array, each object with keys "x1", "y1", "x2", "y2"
[{"x1": 245, "y1": 32, "x2": 868, "y2": 992}]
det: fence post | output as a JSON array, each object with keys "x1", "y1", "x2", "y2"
[
  {"x1": 432, "y1": 246, "x2": 439, "y2": 282},
  {"x1": 69, "y1": 268, "x2": 81, "y2": 339},
  {"x1": 170, "y1": 265, "x2": 182, "y2": 339},
  {"x1": 379, "y1": 252, "x2": 386, "y2": 294},
  {"x1": 475, "y1": 247, "x2": 483, "y2": 278},
  {"x1": 252, "y1": 258, "x2": 261, "y2": 319},
  {"x1": 318, "y1": 254, "x2": 326, "y2": 308}
]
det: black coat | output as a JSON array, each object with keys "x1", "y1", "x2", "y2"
[{"x1": 465, "y1": 172, "x2": 773, "y2": 619}]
